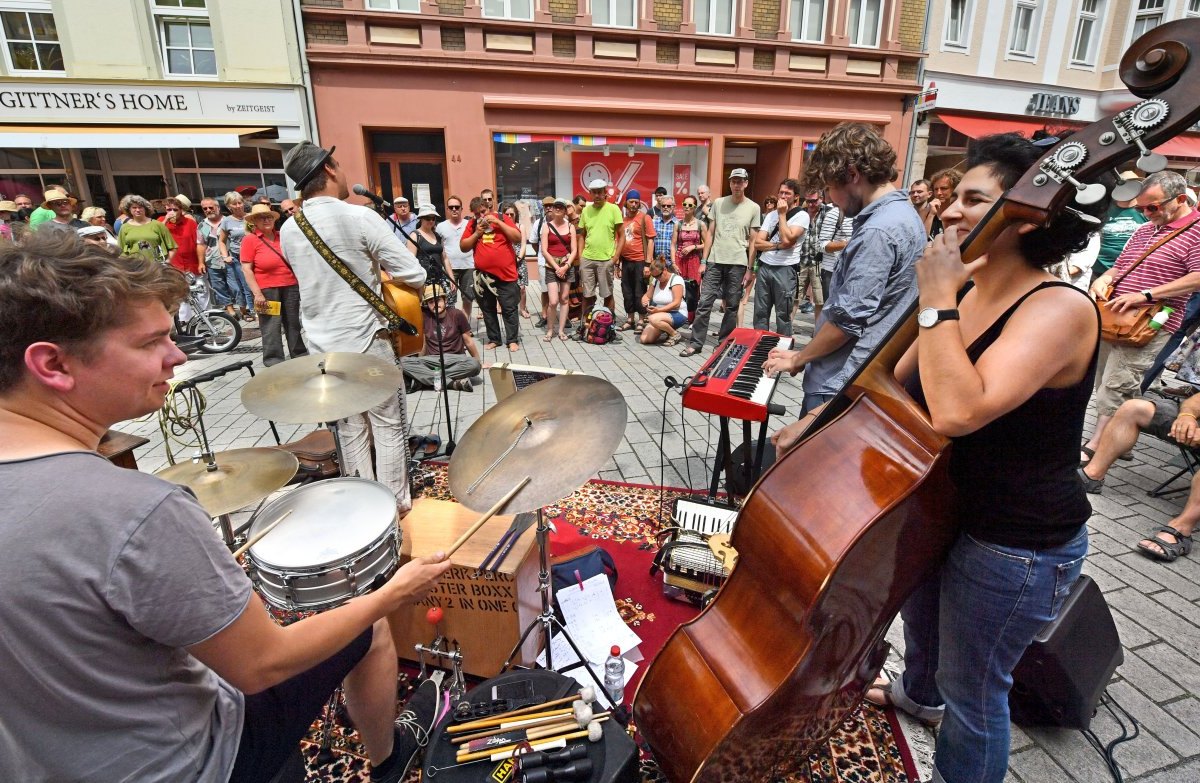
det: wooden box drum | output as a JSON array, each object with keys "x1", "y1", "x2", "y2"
[{"x1": 247, "y1": 478, "x2": 401, "y2": 611}]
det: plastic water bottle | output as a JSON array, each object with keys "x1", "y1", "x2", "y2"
[
  {"x1": 603, "y1": 645, "x2": 625, "y2": 705},
  {"x1": 1149, "y1": 306, "x2": 1175, "y2": 331}
]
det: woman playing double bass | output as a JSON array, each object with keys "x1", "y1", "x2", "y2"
[{"x1": 866, "y1": 134, "x2": 1104, "y2": 782}]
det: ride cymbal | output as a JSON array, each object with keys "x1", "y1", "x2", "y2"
[
  {"x1": 449, "y1": 375, "x2": 626, "y2": 513},
  {"x1": 156, "y1": 447, "x2": 299, "y2": 517},
  {"x1": 241, "y1": 352, "x2": 403, "y2": 424}
]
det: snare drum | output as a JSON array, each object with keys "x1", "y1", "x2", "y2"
[{"x1": 247, "y1": 478, "x2": 401, "y2": 611}]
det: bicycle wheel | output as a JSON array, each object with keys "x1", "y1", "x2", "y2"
[{"x1": 187, "y1": 311, "x2": 242, "y2": 353}]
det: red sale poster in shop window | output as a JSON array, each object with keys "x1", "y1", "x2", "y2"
[
  {"x1": 571, "y1": 151, "x2": 660, "y2": 203},
  {"x1": 672, "y1": 165, "x2": 691, "y2": 219}
]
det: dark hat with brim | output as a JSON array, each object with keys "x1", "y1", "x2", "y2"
[{"x1": 284, "y1": 141, "x2": 336, "y2": 190}]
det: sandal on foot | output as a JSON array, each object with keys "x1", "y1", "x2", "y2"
[
  {"x1": 618, "y1": 320, "x2": 634, "y2": 331},
  {"x1": 508, "y1": 342, "x2": 520, "y2": 353},
  {"x1": 1080, "y1": 446, "x2": 1095, "y2": 465},
  {"x1": 665, "y1": 334, "x2": 683, "y2": 347},
  {"x1": 679, "y1": 345, "x2": 700, "y2": 357},
  {"x1": 864, "y1": 673, "x2": 941, "y2": 728},
  {"x1": 484, "y1": 342, "x2": 498, "y2": 350},
  {"x1": 558, "y1": 332, "x2": 569, "y2": 341},
  {"x1": 1137, "y1": 525, "x2": 1193, "y2": 562},
  {"x1": 543, "y1": 333, "x2": 554, "y2": 342}
]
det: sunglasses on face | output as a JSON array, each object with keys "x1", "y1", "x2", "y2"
[
  {"x1": 1135, "y1": 197, "x2": 1177, "y2": 215},
  {"x1": 448, "y1": 205, "x2": 462, "y2": 210},
  {"x1": 805, "y1": 198, "x2": 821, "y2": 204},
  {"x1": 683, "y1": 203, "x2": 696, "y2": 208}
]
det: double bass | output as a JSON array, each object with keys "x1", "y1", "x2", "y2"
[{"x1": 634, "y1": 20, "x2": 1200, "y2": 782}]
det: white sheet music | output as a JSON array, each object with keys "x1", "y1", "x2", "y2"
[
  {"x1": 535, "y1": 632, "x2": 638, "y2": 710},
  {"x1": 554, "y1": 573, "x2": 642, "y2": 665}
]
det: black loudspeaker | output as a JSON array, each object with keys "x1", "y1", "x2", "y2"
[{"x1": 1008, "y1": 575, "x2": 1124, "y2": 730}]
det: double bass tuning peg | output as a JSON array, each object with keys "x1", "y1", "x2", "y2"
[
  {"x1": 1061, "y1": 205, "x2": 1103, "y2": 226},
  {"x1": 1134, "y1": 146, "x2": 1168, "y2": 174},
  {"x1": 1071, "y1": 181, "x2": 1108, "y2": 206}
]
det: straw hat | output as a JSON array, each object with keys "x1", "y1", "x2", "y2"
[
  {"x1": 0, "y1": 200, "x2": 17, "y2": 213},
  {"x1": 168, "y1": 193, "x2": 192, "y2": 209},
  {"x1": 247, "y1": 203, "x2": 280, "y2": 223},
  {"x1": 42, "y1": 188, "x2": 77, "y2": 209}
]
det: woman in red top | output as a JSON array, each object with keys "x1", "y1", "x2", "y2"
[
  {"x1": 241, "y1": 203, "x2": 308, "y2": 366},
  {"x1": 158, "y1": 194, "x2": 201, "y2": 275},
  {"x1": 539, "y1": 197, "x2": 577, "y2": 341}
]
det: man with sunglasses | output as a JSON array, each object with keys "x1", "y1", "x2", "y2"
[
  {"x1": 1083, "y1": 171, "x2": 1200, "y2": 463},
  {"x1": 437, "y1": 196, "x2": 474, "y2": 321}
]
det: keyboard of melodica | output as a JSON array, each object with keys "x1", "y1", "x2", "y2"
[{"x1": 727, "y1": 333, "x2": 792, "y2": 405}]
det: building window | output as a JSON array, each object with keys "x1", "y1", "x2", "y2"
[
  {"x1": 789, "y1": 0, "x2": 825, "y2": 43},
  {"x1": 694, "y1": 0, "x2": 735, "y2": 36},
  {"x1": 152, "y1": 0, "x2": 215, "y2": 76},
  {"x1": 366, "y1": 0, "x2": 421, "y2": 10},
  {"x1": 1186, "y1": 0, "x2": 1200, "y2": 17},
  {"x1": 0, "y1": 7, "x2": 63, "y2": 72},
  {"x1": 943, "y1": 0, "x2": 971, "y2": 49},
  {"x1": 594, "y1": 0, "x2": 636, "y2": 27},
  {"x1": 1007, "y1": 0, "x2": 1040, "y2": 58},
  {"x1": 847, "y1": 0, "x2": 882, "y2": 48},
  {"x1": 1070, "y1": 0, "x2": 1102, "y2": 66},
  {"x1": 482, "y1": 0, "x2": 532, "y2": 20},
  {"x1": 1133, "y1": 0, "x2": 1164, "y2": 40}
]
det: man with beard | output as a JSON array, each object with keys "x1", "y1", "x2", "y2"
[{"x1": 763, "y1": 123, "x2": 925, "y2": 445}]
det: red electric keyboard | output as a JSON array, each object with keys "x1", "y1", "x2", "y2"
[{"x1": 682, "y1": 327, "x2": 793, "y2": 423}]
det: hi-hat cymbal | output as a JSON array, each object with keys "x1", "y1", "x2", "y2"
[
  {"x1": 449, "y1": 375, "x2": 626, "y2": 513},
  {"x1": 157, "y1": 448, "x2": 299, "y2": 517},
  {"x1": 241, "y1": 352, "x2": 403, "y2": 424}
]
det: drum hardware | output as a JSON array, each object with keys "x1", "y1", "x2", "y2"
[
  {"x1": 155, "y1": 447, "x2": 299, "y2": 548},
  {"x1": 448, "y1": 375, "x2": 627, "y2": 699},
  {"x1": 514, "y1": 744, "x2": 588, "y2": 772},
  {"x1": 314, "y1": 685, "x2": 344, "y2": 767},
  {"x1": 415, "y1": 607, "x2": 467, "y2": 705}
]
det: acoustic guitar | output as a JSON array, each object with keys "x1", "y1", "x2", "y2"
[
  {"x1": 380, "y1": 272, "x2": 425, "y2": 357},
  {"x1": 633, "y1": 20, "x2": 1200, "y2": 783}
]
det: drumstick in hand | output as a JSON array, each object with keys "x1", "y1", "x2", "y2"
[
  {"x1": 446, "y1": 476, "x2": 531, "y2": 557},
  {"x1": 232, "y1": 509, "x2": 293, "y2": 559}
]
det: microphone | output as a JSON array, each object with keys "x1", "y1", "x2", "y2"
[{"x1": 352, "y1": 184, "x2": 389, "y2": 209}]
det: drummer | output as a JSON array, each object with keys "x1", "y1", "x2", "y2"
[{"x1": 0, "y1": 231, "x2": 453, "y2": 783}]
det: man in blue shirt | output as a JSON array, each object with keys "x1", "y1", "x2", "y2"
[
  {"x1": 764, "y1": 123, "x2": 925, "y2": 449},
  {"x1": 652, "y1": 194, "x2": 678, "y2": 266}
]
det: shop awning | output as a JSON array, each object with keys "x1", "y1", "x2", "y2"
[
  {"x1": 0, "y1": 125, "x2": 275, "y2": 149},
  {"x1": 937, "y1": 111, "x2": 1200, "y2": 159}
]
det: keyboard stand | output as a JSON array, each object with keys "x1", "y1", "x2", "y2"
[{"x1": 707, "y1": 415, "x2": 772, "y2": 500}]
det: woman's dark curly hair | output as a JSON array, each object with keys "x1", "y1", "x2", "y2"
[{"x1": 964, "y1": 133, "x2": 1109, "y2": 269}]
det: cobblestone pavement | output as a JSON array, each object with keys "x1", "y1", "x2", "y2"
[{"x1": 116, "y1": 295, "x2": 1200, "y2": 783}]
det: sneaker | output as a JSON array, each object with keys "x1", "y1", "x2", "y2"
[
  {"x1": 451, "y1": 378, "x2": 474, "y2": 392},
  {"x1": 800, "y1": 302, "x2": 815, "y2": 314},
  {"x1": 1077, "y1": 467, "x2": 1104, "y2": 494},
  {"x1": 370, "y1": 678, "x2": 442, "y2": 783},
  {"x1": 535, "y1": 316, "x2": 548, "y2": 329}
]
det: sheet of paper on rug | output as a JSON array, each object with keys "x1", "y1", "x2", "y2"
[{"x1": 554, "y1": 572, "x2": 642, "y2": 664}]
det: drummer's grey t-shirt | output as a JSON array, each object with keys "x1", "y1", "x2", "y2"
[{"x1": 0, "y1": 451, "x2": 251, "y2": 782}]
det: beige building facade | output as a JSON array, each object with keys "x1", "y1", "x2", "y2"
[
  {"x1": 0, "y1": 0, "x2": 314, "y2": 212},
  {"x1": 912, "y1": 0, "x2": 1200, "y2": 179}
]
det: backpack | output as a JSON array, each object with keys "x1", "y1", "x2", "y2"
[{"x1": 584, "y1": 305, "x2": 616, "y2": 345}]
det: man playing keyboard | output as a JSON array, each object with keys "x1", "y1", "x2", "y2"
[{"x1": 763, "y1": 123, "x2": 924, "y2": 448}]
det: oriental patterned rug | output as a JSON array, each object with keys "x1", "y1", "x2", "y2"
[{"x1": 297, "y1": 466, "x2": 919, "y2": 783}]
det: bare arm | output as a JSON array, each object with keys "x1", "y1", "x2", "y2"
[
  {"x1": 188, "y1": 554, "x2": 450, "y2": 694},
  {"x1": 218, "y1": 228, "x2": 231, "y2": 261},
  {"x1": 775, "y1": 207, "x2": 803, "y2": 246}
]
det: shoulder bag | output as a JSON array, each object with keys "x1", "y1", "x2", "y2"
[{"x1": 1097, "y1": 216, "x2": 1200, "y2": 347}]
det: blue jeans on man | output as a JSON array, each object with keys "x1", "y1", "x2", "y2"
[
  {"x1": 207, "y1": 264, "x2": 242, "y2": 308},
  {"x1": 890, "y1": 527, "x2": 1088, "y2": 783}
]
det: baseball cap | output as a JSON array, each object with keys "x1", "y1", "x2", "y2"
[
  {"x1": 542, "y1": 196, "x2": 556, "y2": 206},
  {"x1": 729, "y1": 168, "x2": 750, "y2": 180},
  {"x1": 625, "y1": 190, "x2": 641, "y2": 202},
  {"x1": 588, "y1": 178, "x2": 609, "y2": 191}
]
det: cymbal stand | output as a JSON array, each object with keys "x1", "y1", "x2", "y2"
[
  {"x1": 501, "y1": 507, "x2": 610, "y2": 700},
  {"x1": 324, "y1": 420, "x2": 353, "y2": 479}
]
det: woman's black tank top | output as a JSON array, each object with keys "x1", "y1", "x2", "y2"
[{"x1": 905, "y1": 281, "x2": 1100, "y2": 549}]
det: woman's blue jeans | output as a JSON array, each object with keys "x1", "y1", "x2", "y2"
[{"x1": 891, "y1": 526, "x2": 1088, "y2": 783}]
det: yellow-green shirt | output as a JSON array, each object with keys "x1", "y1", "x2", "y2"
[{"x1": 578, "y1": 201, "x2": 623, "y2": 261}]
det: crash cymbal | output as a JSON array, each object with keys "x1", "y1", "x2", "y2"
[
  {"x1": 156, "y1": 448, "x2": 299, "y2": 517},
  {"x1": 241, "y1": 352, "x2": 403, "y2": 424},
  {"x1": 449, "y1": 375, "x2": 626, "y2": 513}
]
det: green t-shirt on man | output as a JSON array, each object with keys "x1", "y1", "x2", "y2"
[
  {"x1": 709, "y1": 196, "x2": 761, "y2": 266},
  {"x1": 578, "y1": 201, "x2": 623, "y2": 261},
  {"x1": 1094, "y1": 205, "x2": 1148, "y2": 273}
]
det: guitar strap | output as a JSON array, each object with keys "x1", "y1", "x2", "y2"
[{"x1": 294, "y1": 208, "x2": 417, "y2": 335}]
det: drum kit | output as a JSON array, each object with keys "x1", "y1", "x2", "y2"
[{"x1": 156, "y1": 351, "x2": 628, "y2": 693}]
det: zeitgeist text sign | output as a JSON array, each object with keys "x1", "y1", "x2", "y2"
[{"x1": 0, "y1": 82, "x2": 302, "y2": 125}]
